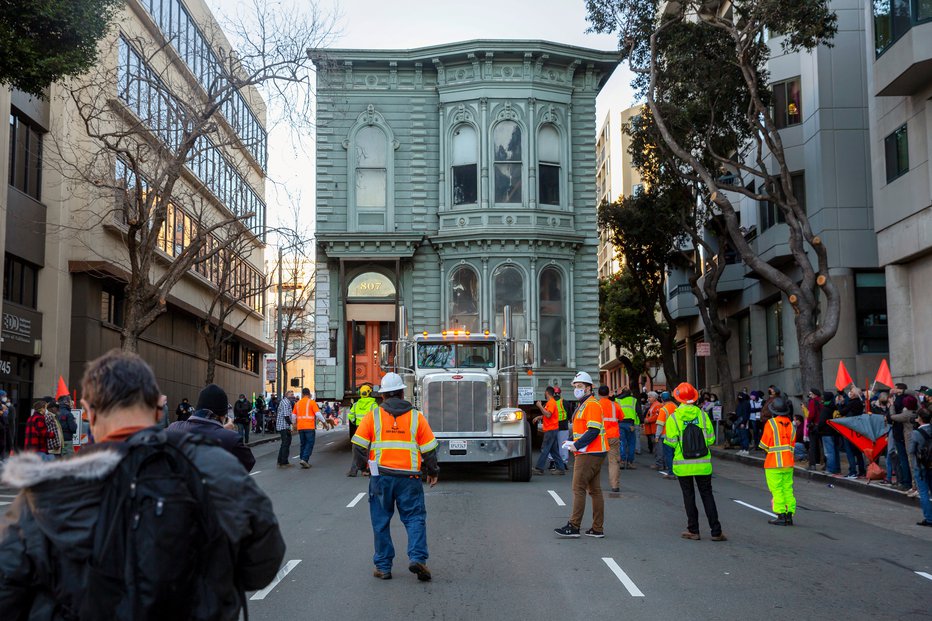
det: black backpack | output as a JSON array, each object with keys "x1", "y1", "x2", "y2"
[
  {"x1": 681, "y1": 417, "x2": 710, "y2": 460},
  {"x1": 76, "y1": 430, "x2": 238, "y2": 621},
  {"x1": 918, "y1": 427, "x2": 932, "y2": 470}
]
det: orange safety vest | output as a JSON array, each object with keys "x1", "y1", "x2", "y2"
[
  {"x1": 759, "y1": 416, "x2": 795, "y2": 468},
  {"x1": 599, "y1": 397, "x2": 620, "y2": 439},
  {"x1": 656, "y1": 402, "x2": 676, "y2": 436},
  {"x1": 572, "y1": 395, "x2": 608, "y2": 453},
  {"x1": 293, "y1": 397, "x2": 319, "y2": 430},
  {"x1": 643, "y1": 401, "x2": 661, "y2": 436},
  {"x1": 351, "y1": 407, "x2": 439, "y2": 474}
]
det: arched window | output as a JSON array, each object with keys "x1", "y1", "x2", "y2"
[
  {"x1": 539, "y1": 267, "x2": 566, "y2": 366},
  {"x1": 493, "y1": 265, "x2": 525, "y2": 340},
  {"x1": 493, "y1": 121, "x2": 522, "y2": 203},
  {"x1": 538, "y1": 125, "x2": 560, "y2": 205},
  {"x1": 452, "y1": 124, "x2": 477, "y2": 205},
  {"x1": 449, "y1": 266, "x2": 479, "y2": 332},
  {"x1": 355, "y1": 126, "x2": 387, "y2": 211}
]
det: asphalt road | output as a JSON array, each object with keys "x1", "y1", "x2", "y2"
[{"x1": 244, "y1": 427, "x2": 932, "y2": 620}]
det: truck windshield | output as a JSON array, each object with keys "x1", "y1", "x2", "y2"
[{"x1": 417, "y1": 342, "x2": 495, "y2": 369}]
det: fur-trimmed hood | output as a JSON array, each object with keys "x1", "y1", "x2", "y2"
[{"x1": 1, "y1": 448, "x2": 123, "y2": 488}]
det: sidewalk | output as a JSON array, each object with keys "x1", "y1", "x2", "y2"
[
  {"x1": 711, "y1": 446, "x2": 919, "y2": 507},
  {"x1": 245, "y1": 425, "x2": 348, "y2": 449}
]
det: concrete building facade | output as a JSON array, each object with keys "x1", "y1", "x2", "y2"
[
  {"x1": 313, "y1": 41, "x2": 617, "y2": 400},
  {"x1": 864, "y1": 0, "x2": 932, "y2": 388},
  {"x1": 666, "y1": 0, "x2": 887, "y2": 399},
  {"x1": 1, "y1": 0, "x2": 270, "y2": 443}
]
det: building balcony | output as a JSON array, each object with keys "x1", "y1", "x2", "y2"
[
  {"x1": 875, "y1": 20, "x2": 932, "y2": 96},
  {"x1": 666, "y1": 283, "x2": 699, "y2": 320}
]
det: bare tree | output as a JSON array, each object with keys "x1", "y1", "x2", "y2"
[
  {"x1": 274, "y1": 246, "x2": 314, "y2": 391},
  {"x1": 49, "y1": 0, "x2": 336, "y2": 352}
]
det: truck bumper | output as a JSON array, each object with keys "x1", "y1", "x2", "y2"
[{"x1": 435, "y1": 437, "x2": 527, "y2": 463}]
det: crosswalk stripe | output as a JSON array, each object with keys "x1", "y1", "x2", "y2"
[{"x1": 602, "y1": 558, "x2": 645, "y2": 597}]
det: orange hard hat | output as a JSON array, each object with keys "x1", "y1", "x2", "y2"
[{"x1": 673, "y1": 382, "x2": 699, "y2": 404}]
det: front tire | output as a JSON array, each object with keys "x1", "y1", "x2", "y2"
[{"x1": 508, "y1": 421, "x2": 532, "y2": 482}]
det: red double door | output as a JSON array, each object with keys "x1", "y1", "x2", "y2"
[{"x1": 348, "y1": 321, "x2": 394, "y2": 390}]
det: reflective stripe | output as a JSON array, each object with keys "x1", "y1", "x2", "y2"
[
  {"x1": 766, "y1": 444, "x2": 794, "y2": 452},
  {"x1": 666, "y1": 435, "x2": 679, "y2": 443},
  {"x1": 351, "y1": 435, "x2": 370, "y2": 448},
  {"x1": 373, "y1": 408, "x2": 383, "y2": 464},
  {"x1": 420, "y1": 439, "x2": 439, "y2": 452},
  {"x1": 673, "y1": 457, "x2": 712, "y2": 466},
  {"x1": 373, "y1": 441, "x2": 419, "y2": 450},
  {"x1": 588, "y1": 421, "x2": 604, "y2": 430}
]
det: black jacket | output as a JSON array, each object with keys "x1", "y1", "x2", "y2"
[
  {"x1": 233, "y1": 399, "x2": 251, "y2": 424},
  {"x1": 168, "y1": 415, "x2": 256, "y2": 472},
  {"x1": 735, "y1": 399, "x2": 751, "y2": 425},
  {"x1": 0, "y1": 426, "x2": 284, "y2": 620}
]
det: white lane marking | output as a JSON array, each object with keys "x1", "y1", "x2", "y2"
[
  {"x1": 547, "y1": 490, "x2": 566, "y2": 506},
  {"x1": 602, "y1": 558, "x2": 645, "y2": 597},
  {"x1": 0, "y1": 501, "x2": 10, "y2": 506},
  {"x1": 250, "y1": 559, "x2": 301, "y2": 600},
  {"x1": 0, "y1": 494, "x2": 17, "y2": 497},
  {"x1": 733, "y1": 499, "x2": 777, "y2": 518},
  {"x1": 347, "y1": 492, "x2": 366, "y2": 508},
  {"x1": 326, "y1": 442, "x2": 335, "y2": 446},
  {"x1": 916, "y1": 571, "x2": 932, "y2": 582},
  {"x1": 249, "y1": 471, "x2": 262, "y2": 476}
]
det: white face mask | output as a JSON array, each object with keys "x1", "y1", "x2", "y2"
[{"x1": 573, "y1": 388, "x2": 586, "y2": 400}]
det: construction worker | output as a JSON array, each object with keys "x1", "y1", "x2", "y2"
[
  {"x1": 665, "y1": 382, "x2": 726, "y2": 541},
  {"x1": 351, "y1": 372, "x2": 439, "y2": 581},
  {"x1": 554, "y1": 372, "x2": 608, "y2": 538},
  {"x1": 533, "y1": 386, "x2": 566, "y2": 475},
  {"x1": 759, "y1": 396, "x2": 796, "y2": 525},
  {"x1": 598, "y1": 385, "x2": 622, "y2": 493},
  {"x1": 347, "y1": 384, "x2": 378, "y2": 477},
  {"x1": 656, "y1": 392, "x2": 677, "y2": 479},
  {"x1": 554, "y1": 386, "x2": 570, "y2": 465},
  {"x1": 615, "y1": 386, "x2": 639, "y2": 468},
  {"x1": 293, "y1": 388, "x2": 320, "y2": 469}
]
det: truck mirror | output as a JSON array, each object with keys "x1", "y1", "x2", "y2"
[
  {"x1": 522, "y1": 341, "x2": 535, "y2": 367},
  {"x1": 379, "y1": 342, "x2": 394, "y2": 369}
]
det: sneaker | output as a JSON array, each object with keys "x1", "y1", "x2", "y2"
[
  {"x1": 277, "y1": 463, "x2": 292, "y2": 469},
  {"x1": 585, "y1": 528, "x2": 605, "y2": 538},
  {"x1": 907, "y1": 489, "x2": 919, "y2": 498},
  {"x1": 844, "y1": 474, "x2": 858, "y2": 479},
  {"x1": 611, "y1": 487, "x2": 620, "y2": 493},
  {"x1": 532, "y1": 467, "x2": 544, "y2": 475},
  {"x1": 681, "y1": 531, "x2": 700, "y2": 540},
  {"x1": 373, "y1": 569, "x2": 392, "y2": 580},
  {"x1": 626, "y1": 463, "x2": 637, "y2": 470},
  {"x1": 408, "y1": 562, "x2": 432, "y2": 582},
  {"x1": 917, "y1": 520, "x2": 932, "y2": 527},
  {"x1": 554, "y1": 523, "x2": 581, "y2": 538},
  {"x1": 299, "y1": 460, "x2": 310, "y2": 469},
  {"x1": 663, "y1": 474, "x2": 677, "y2": 480},
  {"x1": 710, "y1": 533, "x2": 728, "y2": 541},
  {"x1": 551, "y1": 469, "x2": 566, "y2": 475}
]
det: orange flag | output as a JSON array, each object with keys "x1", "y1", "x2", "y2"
[
  {"x1": 55, "y1": 376, "x2": 69, "y2": 399},
  {"x1": 834, "y1": 361, "x2": 853, "y2": 392},
  {"x1": 874, "y1": 359, "x2": 893, "y2": 389}
]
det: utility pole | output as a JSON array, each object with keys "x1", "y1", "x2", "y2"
[{"x1": 276, "y1": 245, "x2": 283, "y2": 399}]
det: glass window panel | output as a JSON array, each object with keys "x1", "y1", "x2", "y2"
[
  {"x1": 449, "y1": 267, "x2": 479, "y2": 332},
  {"x1": 738, "y1": 314, "x2": 752, "y2": 377},
  {"x1": 355, "y1": 169, "x2": 387, "y2": 207},
  {"x1": 452, "y1": 124, "x2": 477, "y2": 165},
  {"x1": 786, "y1": 78, "x2": 802, "y2": 125},
  {"x1": 493, "y1": 121, "x2": 521, "y2": 161},
  {"x1": 494, "y1": 163, "x2": 522, "y2": 203},
  {"x1": 452, "y1": 164, "x2": 477, "y2": 205},
  {"x1": 885, "y1": 125, "x2": 908, "y2": 182},
  {"x1": 539, "y1": 164, "x2": 559, "y2": 205},
  {"x1": 539, "y1": 267, "x2": 565, "y2": 367},
  {"x1": 873, "y1": 1, "x2": 892, "y2": 55},
  {"x1": 538, "y1": 125, "x2": 560, "y2": 163},
  {"x1": 766, "y1": 300, "x2": 784, "y2": 371},
  {"x1": 355, "y1": 126, "x2": 386, "y2": 167},
  {"x1": 493, "y1": 266, "x2": 525, "y2": 340},
  {"x1": 920, "y1": 0, "x2": 932, "y2": 20},
  {"x1": 855, "y1": 272, "x2": 889, "y2": 353},
  {"x1": 892, "y1": 0, "x2": 911, "y2": 39}
]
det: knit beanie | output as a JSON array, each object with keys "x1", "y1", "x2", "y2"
[{"x1": 196, "y1": 384, "x2": 229, "y2": 419}]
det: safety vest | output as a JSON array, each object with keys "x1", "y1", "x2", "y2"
[
  {"x1": 616, "y1": 395, "x2": 638, "y2": 424},
  {"x1": 351, "y1": 407, "x2": 438, "y2": 475},
  {"x1": 759, "y1": 416, "x2": 795, "y2": 469},
  {"x1": 556, "y1": 397, "x2": 568, "y2": 422},
  {"x1": 293, "y1": 397, "x2": 319, "y2": 430},
  {"x1": 599, "y1": 397, "x2": 620, "y2": 439},
  {"x1": 643, "y1": 401, "x2": 661, "y2": 436},
  {"x1": 664, "y1": 404, "x2": 715, "y2": 476},
  {"x1": 349, "y1": 397, "x2": 377, "y2": 424},
  {"x1": 572, "y1": 395, "x2": 608, "y2": 453}
]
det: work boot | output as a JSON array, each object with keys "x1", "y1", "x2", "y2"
[
  {"x1": 409, "y1": 562, "x2": 432, "y2": 582},
  {"x1": 681, "y1": 530, "x2": 700, "y2": 540},
  {"x1": 768, "y1": 513, "x2": 788, "y2": 526},
  {"x1": 710, "y1": 533, "x2": 728, "y2": 541},
  {"x1": 532, "y1": 467, "x2": 545, "y2": 475},
  {"x1": 785, "y1": 513, "x2": 794, "y2": 526},
  {"x1": 373, "y1": 569, "x2": 392, "y2": 580}
]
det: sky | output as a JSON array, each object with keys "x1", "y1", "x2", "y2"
[{"x1": 205, "y1": 0, "x2": 635, "y2": 239}]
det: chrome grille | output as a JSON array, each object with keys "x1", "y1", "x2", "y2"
[{"x1": 424, "y1": 377, "x2": 490, "y2": 434}]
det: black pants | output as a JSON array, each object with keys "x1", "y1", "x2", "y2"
[
  {"x1": 678, "y1": 474, "x2": 722, "y2": 536},
  {"x1": 646, "y1": 434, "x2": 655, "y2": 454},
  {"x1": 808, "y1": 428, "x2": 822, "y2": 465},
  {"x1": 278, "y1": 429, "x2": 292, "y2": 465}
]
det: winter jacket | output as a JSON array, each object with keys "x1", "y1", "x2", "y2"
[
  {"x1": 167, "y1": 414, "x2": 256, "y2": 472},
  {"x1": 735, "y1": 398, "x2": 751, "y2": 426},
  {"x1": 57, "y1": 410, "x2": 77, "y2": 442},
  {"x1": 841, "y1": 397, "x2": 864, "y2": 417},
  {"x1": 233, "y1": 399, "x2": 251, "y2": 425},
  {"x1": 0, "y1": 426, "x2": 284, "y2": 619}
]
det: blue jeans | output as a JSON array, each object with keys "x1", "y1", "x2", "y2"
[
  {"x1": 843, "y1": 437, "x2": 865, "y2": 476},
  {"x1": 236, "y1": 422, "x2": 249, "y2": 445},
  {"x1": 737, "y1": 426, "x2": 750, "y2": 451},
  {"x1": 536, "y1": 430, "x2": 565, "y2": 471},
  {"x1": 369, "y1": 475, "x2": 428, "y2": 571},
  {"x1": 822, "y1": 436, "x2": 840, "y2": 474},
  {"x1": 619, "y1": 421, "x2": 636, "y2": 463},
  {"x1": 299, "y1": 429, "x2": 317, "y2": 462},
  {"x1": 893, "y1": 438, "x2": 912, "y2": 487},
  {"x1": 916, "y1": 468, "x2": 932, "y2": 522}
]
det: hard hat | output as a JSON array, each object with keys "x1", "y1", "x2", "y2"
[
  {"x1": 378, "y1": 372, "x2": 405, "y2": 393},
  {"x1": 553, "y1": 386, "x2": 562, "y2": 395},
  {"x1": 672, "y1": 382, "x2": 699, "y2": 404},
  {"x1": 359, "y1": 385, "x2": 372, "y2": 397},
  {"x1": 572, "y1": 371, "x2": 594, "y2": 385}
]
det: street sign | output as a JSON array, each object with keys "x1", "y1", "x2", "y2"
[
  {"x1": 696, "y1": 342, "x2": 711, "y2": 357},
  {"x1": 712, "y1": 406, "x2": 722, "y2": 421},
  {"x1": 517, "y1": 387, "x2": 534, "y2": 405},
  {"x1": 265, "y1": 357, "x2": 277, "y2": 383}
]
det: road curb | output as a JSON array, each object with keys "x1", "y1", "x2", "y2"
[
  {"x1": 711, "y1": 447, "x2": 918, "y2": 507},
  {"x1": 246, "y1": 432, "x2": 292, "y2": 448}
]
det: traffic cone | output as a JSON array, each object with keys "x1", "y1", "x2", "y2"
[{"x1": 55, "y1": 376, "x2": 69, "y2": 400}]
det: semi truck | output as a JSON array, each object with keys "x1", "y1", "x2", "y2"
[{"x1": 378, "y1": 305, "x2": 535, "y2": 482}]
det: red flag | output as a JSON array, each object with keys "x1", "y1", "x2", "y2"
[
  {"x1": 834, "y1": 361, "x2": 853, "y2": 392},
  {"x1": 874, "y1": 359, "x2": 893, "y2": 389},
  {"x1": 55, "y1": 376, "x2": 69, "y2": 399}
]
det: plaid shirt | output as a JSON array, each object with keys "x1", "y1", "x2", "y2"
[
  {"x1": 45, "y1": 411, "x2": 62, "y2": 453},
  {"x1": 276, "y1": 397, "x2": 295, "y2": 432},
  {"x1": 24, "y1": 412, "x2": 50, "y2": 453}
]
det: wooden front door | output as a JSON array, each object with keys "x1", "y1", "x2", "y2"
[{"x1": 349, "y1": 321, "x2": 393, "y2": 391}]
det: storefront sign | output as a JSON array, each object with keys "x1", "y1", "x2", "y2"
[
  {"x1": 347, "y1": 272, "x2": 396, "y2": 299},
  {"x1": 695, "y1": 342, "x2": 711, "y2": 357},
  {"x1": 265, "y1": 357, "x2": 278, "y2": 383},
  {"x1": 3, "y1": 312, "x2": 33, "y2": 344},
  {"x1": 1, "y1": 307, "x2": 41, "y2": 356},
  {"x1": 518, "y1": 387, "x2": 534, "y2": 405}
]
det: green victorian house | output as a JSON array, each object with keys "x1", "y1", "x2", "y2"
[{"x1": 312, "y1": 40, "x2": 618, "y2": 400}]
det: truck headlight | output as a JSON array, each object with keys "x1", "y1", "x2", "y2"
[{"x1": 494, "y1": 410, "x2": 523, "y2": 423}]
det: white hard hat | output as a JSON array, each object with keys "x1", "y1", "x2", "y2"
[
  {"x1": 378, "y1": 372, "x2": 406, "y2": 393},
  {"x1": 573, "y1": 371, "x2": 594, "y2": 385}
]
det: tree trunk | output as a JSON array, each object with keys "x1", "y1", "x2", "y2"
[
  {"x1": 616, "y1": 351, "x2": 638, "y2": 389},
  {"x1": 796, "y1": 308, "x2": 825, "y2": 396},
  {"x1": 205, "y1": 353, "x2": 217, "y2": 386}
]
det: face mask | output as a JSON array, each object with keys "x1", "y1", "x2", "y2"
[{"x1": 573, "y1": 388, "x2": 586, "y2": 400}]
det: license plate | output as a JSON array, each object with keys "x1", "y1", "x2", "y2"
[{"x1": 448, "y1": 440, "x2": 467, "y2": 451}]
